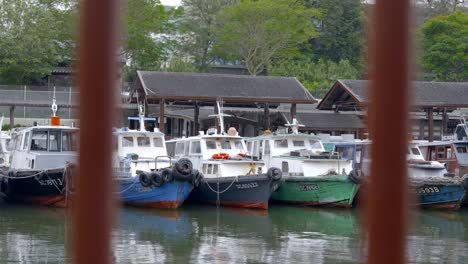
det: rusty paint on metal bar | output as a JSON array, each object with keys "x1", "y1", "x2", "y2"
[
  {"x1": 366, "y1": 0, "x2": 411, "y2": 263},
  {"x1": 73, "y1": 0, "x2": 118, "y2": 263}
]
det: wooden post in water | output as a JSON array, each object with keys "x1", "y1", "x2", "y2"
[
  {"x1": 73, "y1": 0, "x2": 118, "y2": 263},
  {"x1": 367, "y1": 0, "x2": 410, "y2": 263}
]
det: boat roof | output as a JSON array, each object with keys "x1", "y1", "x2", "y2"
[
  {"x1": 246, "y1": 132, "x2": 321, "y2": 141},
  {"x1": 113, "y1": 127, "x2": 164, "y2": 136},
  {"x1": 418, "y1": 140, "x2": 468, "y2": 147},
  {"x1": 167, "y1": 134, "x2": 243, "y2": 142},
  {"x1": 14, "y1": 125, "x2": 78, "y2": 132}
]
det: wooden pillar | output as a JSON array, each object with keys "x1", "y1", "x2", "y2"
[
  {"x1": 366, "y1": 0, "x2": 410, "y2": 263},
  {"x1": 9, "y1": 106, "x2": 14, "y2": 129},
  {"x1": 418, "y1": 119, "x2": 425, "y2": 140},
  {"x1": 194, "y1": 102, "x2": 199, "y2": 135},
  {"x1": 427, "y1": 108, "x2": 434, "y2": 142},
  {"x1": 442, "y1": 107, "x2": 448, "y2": 136},
  {"x1": 290, "y1": 103, "x2": 297, "y2": 120},
  {"x1": 74, "y1": 0, "x2": 117, "y2": 262},
  {"x1": 159, "y1": 99, "x2": 165, "y2": 133},
  {"x1": 263, "y1": 103, "x2": 270, "y2": 130}
]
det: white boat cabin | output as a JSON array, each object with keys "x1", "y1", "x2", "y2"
[
  {"x1": 0, "y1": 131, "x2": 11, "y2": 168},
  {"x1": 246, "y1": 132, "x2": 353, "y2": 177},
  {"x1": 166, "y1": 131, "x2": 264, "y2": 178},
  {"x1": 9, "y1": 126, "x2": 78, "y2": 170},
  {"x1": 407, "y1": 141, "x2": 447, "y2": 178},
  {"x1": 113, "y1": 126, "x2": 170, "y2": 178}
]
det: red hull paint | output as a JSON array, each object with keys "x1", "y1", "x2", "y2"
[
  {"x1": 422, "y1": 202, "x2": 460, "y2": 210},
  {"x1": 209, "y1": 201, "x2": 269, "y2": 210},
  {"x1": 124, "y1": 200, "x2": 184, "y2": 209},
  {"x1": 12, "y1": 195, "x2": 70, "y2": 207}
]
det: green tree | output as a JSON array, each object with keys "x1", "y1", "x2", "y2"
[
  {"x1": 0, "y1": 0, "x2": 76, "y2": 84},
  {"x1": 270, "y1": 59, "x2": 359, "y2": 98},
  {"x1": 308, "y1": 0, "x2": 365, "y2": 67},
  {"x1": 420, "y1": 11, "x2": 468, "y2": 81},
  {"x1": 214, "y1": 0, "x2": 320, "y2": 76},
  {"x1": 181, "y1": 0, "x2": 240, "y2": 71},
  {"x1": 124, "y1": 0, "x2": 177, "y2": 78}
]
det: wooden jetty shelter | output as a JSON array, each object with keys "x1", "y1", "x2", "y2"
[
  {"x1": 131, "y1": 71, "x2": 317, "y2": 137},
  {"x1": 317, "y1": 79, "x2": 468, "y2": 141}
]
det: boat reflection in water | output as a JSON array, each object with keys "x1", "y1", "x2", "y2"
[{"x1": 3, "y1": 202, "x2": 468, "y2": 263}]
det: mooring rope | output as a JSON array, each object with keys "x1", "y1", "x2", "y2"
[{"x1": 203, "y1": 175, "x2": 239, "y2": 195}]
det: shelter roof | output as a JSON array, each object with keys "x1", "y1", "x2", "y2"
[
  {"x1": 283, "y1": 112, "x2": 364, "y2": 130},
  {"x1": 317, "y1": 80, "x2": 468, "y2": 111},
  {"x1": 136, "y1": 71, "x2": 316, "y2": 104}
]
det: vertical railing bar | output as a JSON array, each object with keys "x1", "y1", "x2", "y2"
[
  {"x1": 73, "y1": 0, "x2": 118, "y2": 263},
  {"x1": 366, "y1": 0, "x2": 411, "y2": 263}
]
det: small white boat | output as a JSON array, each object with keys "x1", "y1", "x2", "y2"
[{"x1": 0, "y1": 116, "x2": 11, "y2": 169}]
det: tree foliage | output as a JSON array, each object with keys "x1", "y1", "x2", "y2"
[
  {"x1": 270, "y1": 59, "x2": 359, "y2": 97},
  {"x1": 181, "y1": 0, "x2": 240, "y2": 71},
  {"x1": 0, "y1": 0, "x2": 76, "y2": 84},
  {"x1": 420, "y1": 11, "x2": 468, "y2": 81},
  {"x1": 308, "y1": 0, "x2": 365, "y2": 67},
  {"x1": 214, "y1": 0, "x2": 320, "y2": 76}
]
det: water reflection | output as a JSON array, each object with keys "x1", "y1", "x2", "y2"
[{"x1": 2, "y1": 201, "x2": 468, "y2": 263}]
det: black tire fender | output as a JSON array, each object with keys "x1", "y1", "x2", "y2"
[
  {"x1": 174, "y1": 158, "x2": 193, "y2": 176},
  {"x1": 267, "y1": 167, "x2": 282, "y2": 181},
  {"x1": 348, "y1": 169, "x2": 363, "y2": 184},
  {"x1": 150, "y1": 172, "x2": 164, "y2": 187},
  {"x1": 139, "y1": 172, "x2": 152, "y2": 187},
  {"x1": 161, "y1": 168, "x2": 174, "y2": 183}
]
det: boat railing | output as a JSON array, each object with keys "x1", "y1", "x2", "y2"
[{"x1": 155, "y1": 155, "x2": 172, "y2": 169}]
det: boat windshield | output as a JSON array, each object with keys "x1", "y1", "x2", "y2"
[
  {"x1": 455, "y1": 144, "x2": 468, "y2": 163},
  {"x1": 204, "y1": 139, "x2": 246, "y2": 152},
  {"x1": 30, "y1": 130, "x2": 78, "y2": 152}
]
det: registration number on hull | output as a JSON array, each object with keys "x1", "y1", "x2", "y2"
[
  {"x1": 236, "y1": 182, "x2": 259, "y2": 189},
  {"x1": 300, "y1": 184, "x2": 320, "y2": 191},
  {"x1": 417, "y1": 186, "x2": 440, "y2": 194}
]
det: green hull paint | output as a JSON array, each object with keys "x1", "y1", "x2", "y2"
[{"x1": 271, "y1": 175, "x2": 360, "y2": 207}]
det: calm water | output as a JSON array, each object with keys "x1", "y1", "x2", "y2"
[{"x1": 1, "y1": 200, "x2": 468, "y2": 263}]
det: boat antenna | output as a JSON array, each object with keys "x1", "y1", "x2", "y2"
[
  {"x1": 208, "y1": 98, "x2": 232, "y2": 135},
  {"x1": 284, "y1": 118, "x2": 304, "y2": 134},
  {"x1": 51, "y1": 87, "x2": 58, "y2": 117}
]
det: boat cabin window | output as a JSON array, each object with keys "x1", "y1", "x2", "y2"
[
  {"x1": 234, "y1": 140, "x2": 244, "y2": 150},
  {"x1": 122, "y1": 137, "x2": 134, "y2": 147},
  {"x1": 309, "y1": 140, "x2": 322, "y2": 149},
  {"x1": 23, "y1": 132, "x2": 31, "y2": 150},
  {"x1": 137, "y1": 137, "x2": 150, "y2": 147},
  {"x1": 456, "y1": 146, "x2": 468, "y2": 154},
  {"x1": 264, "y1": 140, "x2": 271, "y2": 155},
  {"x1": 166, "y1": 141, "x2": 175, "y2": 157},
  {"x1": 175, "y1": 142, "x2": 185, "y2": 156},
  {"x1": 190, "y1": 141, "x2": 201, "y2": 154},
  {"x1": 411, "y1": 148, "x2": 420, "y2": 155},
  {"x1": 293, "y1": 140, "x2": 305, "y2": 147},
  {"x1": 49, "y1": 131, "x2": 62, "y2": 152},
  {"x1": 246, "y1": 142, "x2": 252, "y2": 152},
  {"x1": 31, "y1": 131, "x2": 48, "y2": 151},
  {"x1": 152, "y1": 137, "x2": 163, "y2": 148},
  {"x1": 221, "y1": 140, "x2": 231, "y2": 150},
  {"x1": 274, "y1": 139, "x2": 289, "y2": 148},
  {"x1": 184, "y1": 142, "x2": 190, "y2": 155},
  {"x1": 203, "y1": 164, "x2": 219, "y2": 175},
  {"x1": 206, "y1": 140, "x2": 217, "y2": 150},
  {"x1": 62, "y1": 131, "x2": 78, "y2": 151}
]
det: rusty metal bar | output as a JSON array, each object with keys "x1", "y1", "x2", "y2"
[
  {"x1": 366, "y1": 0, "x2": 410, "y2": 263},
  {"x1": 73, "y1": 0, "x2": 118, "y2": 263}
]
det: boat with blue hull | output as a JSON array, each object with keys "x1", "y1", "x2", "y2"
[{"x1": 113, "y1": 108, "x2": 194, "y2": 209}]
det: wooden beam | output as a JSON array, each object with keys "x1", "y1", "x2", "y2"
[
  {"x1": 263, "y1": 103, "x2": 270, "y2": 130},
  {"x1": 290, "y1": 103, "x2": 297, "y2": 120},
  {"x1": 159, "y1": 99, "x2": 165, "y2": 133},
  {"x1": 9, "y1": 106, "x2": 14, "y2": 128},
  {"x1": 427, "y1": 108, "x2": 434, "y2": 142},
  {"x1": 74, "y1": 0, "x2": 117, "y2": 262},
  {"x1": 194, "y1": 102, "x2": 199, "y2": 135},
  {"x1": 366, "y1": 0, "x2": 410, "y2": 263},
  {"x1": 442, "y1": 107, "x2": 448, "y2": 135}
]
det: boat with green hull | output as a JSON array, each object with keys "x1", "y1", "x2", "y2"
[
  {"x1": 271, "y1": 175, "x2": 360, "y2": 207},
  {"x1": 246, "y1": 119, "x2": 361, "y2": 207}
]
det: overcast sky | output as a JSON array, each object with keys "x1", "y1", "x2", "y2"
[{"x1": 161, "y1": 0, "x2": 181, "y2": 6}]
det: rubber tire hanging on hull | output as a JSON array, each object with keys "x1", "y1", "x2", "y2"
[
  {"x1": 139, "y1": 172, "x2": 152, "y2": 187},
  {"x1": 348, "y1": 169, "x2": 363, "y2": 184},
  {"x1": 150, "y1": 172, "x2": 164, "y2": 187}
]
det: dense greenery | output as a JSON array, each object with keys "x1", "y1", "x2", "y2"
[
  {"x1": 421, "y1": 11, "x2": 468, "y2": 81},
  {"x1": 0, "y1": 0, "x2": 466, "y2": 91}
]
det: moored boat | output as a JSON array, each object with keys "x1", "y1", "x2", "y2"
[
  {"x1": 246, "y1": 119, "x2": 360, "y2": 207},
  {"x1": 0, "y1": 107, "x2": 78, "y2": 207},
  {"x1": 166, "y1": 102, "x2": 282, "y2": 210},
  {"x1": 113, "y1": 108, "x2": 194, "y2": 209}
]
